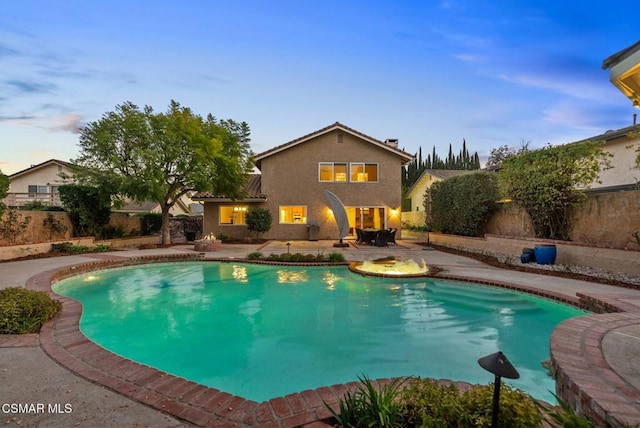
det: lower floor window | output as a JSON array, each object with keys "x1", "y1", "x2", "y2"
[
  {"x1": 280, "y1": 206, "x2": 307, "y2": 224},
  {"x1": 219, "y1": 206, "x2": 248, "y2": 225}
]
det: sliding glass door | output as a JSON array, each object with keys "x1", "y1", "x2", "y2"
[{"x1": 346, "y1": 207, "x2": 386, "y2": 236}]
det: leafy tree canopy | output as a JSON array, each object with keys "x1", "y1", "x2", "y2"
[
  {"x1": 499, "y1": 141, "x2": 610, "y2": 240},
  {"x1": 72, "y1": 100, "x2": 254, "y2": 244},
  {"x1": 485, "y1": 139, "x2": 531, "y2": 170}
]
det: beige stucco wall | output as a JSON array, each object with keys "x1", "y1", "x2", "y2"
[
  {"x1": 8, "y1": 163, "x2": 74, "y2": 193},
  {"x1": 486, "y1": 190, "x2": 640, "y2": 248},
  {"x1": 204, "y1": 129, "x2": 405, "y2": 240},
  {"x1": 592, "y1": 136, "x2": 640, "y2": 189},
  {"x1": 406, "y1": 173, "x2": 440, "y2": 214}
]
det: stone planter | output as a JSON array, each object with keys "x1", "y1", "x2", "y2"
[{"x1": 194, "y1": 239, "x2": 222, "y2": 252}]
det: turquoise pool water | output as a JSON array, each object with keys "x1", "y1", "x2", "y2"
[{"x1": 53, "y1": 262, "x2": 586, "y2": 403}]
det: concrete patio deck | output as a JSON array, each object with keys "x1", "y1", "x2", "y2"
[{"x1": 1, "y1": 239, "x2": 639, "y2": 427}]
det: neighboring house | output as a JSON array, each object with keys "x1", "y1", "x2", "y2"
[
  {"x1": 193, "y1": 122, "x2": 414, "y2": 240},
  {"x1": 602, "y1": 40, "x2": 640, "y2": 108},
  {"x1": 3, "y1": 159, "x2": 74, "y2": 208},
  {"x1": 580, "y1": 124, "x2": 640, "y2": 192},
  {"x1": 112, "y1": 197, "x2": 197, "y2": 216},
  {"x1": 402, "y1": 169, "x2": 473, "y2": 227},
  {"x1": 3, "y1": 158, "x2": 196, "y2": 216}
]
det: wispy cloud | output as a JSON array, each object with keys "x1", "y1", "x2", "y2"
[{"x1": 6, "y1": 79, "x2": 56, "y2": 94}]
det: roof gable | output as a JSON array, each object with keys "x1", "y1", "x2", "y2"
[
  {"x1": 192, "y1": 174, "x2": 266, "y2": 201},
  {"x1": 254, "y1": 122, "x2": 414, "y2": 169},
  {"x1": 8, "y1": 159, "x2": 74, "y2": 180},
  {"x1": 406, "y1": 169, "x2": 474, "y2": 197}
]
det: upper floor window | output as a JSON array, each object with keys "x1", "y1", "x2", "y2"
[
  {"x1": 219, "y1": 206, "x2": 248, "y2": 225},
  {"x1": 28, "y1": 185, "x2": 47, "y2": 197},
  {"x1": 319, "y1": 162, "x2": 378, "y2": 182},
  {"x1": 280, "y1": 206, "x2": 307, "y2": 224},
  {"x1": 319, "y1": 163, "x2": 348, "y2": 182},
  {"x1": 350, "y1": 163, "x2": 378, "y2": 182}
]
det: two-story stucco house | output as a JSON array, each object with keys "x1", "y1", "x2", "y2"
[
  {"x1": 3, "y1": 159, "x2": 74, "y2": 208},
  {"x1": 194, "y1": 122, "x2": 414, "y2": 241}
]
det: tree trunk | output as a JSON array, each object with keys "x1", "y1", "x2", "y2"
[{"x1": 161, "y1": 204, "x2": 171, "y2": 245}]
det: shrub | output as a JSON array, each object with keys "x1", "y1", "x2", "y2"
[
  {"x1": 400, "y1": 379, "x2": 465, "y2": 427},
  {"x1": 247, "y1": 252, "x2": 263, "y2": 260},
  {"x1": 99, "y1": 224, "x2": 125, "y2": 240},
  {"x1": 326, "y1": 375, "x2": 406, "y2": 428},
  {"x1": 58, "y1": 184, "x2": 112, "y2": 237},
  {"x1": 327, "y1": 252, "x2": 346, "y2": 262},
  {"x1": 50, "y1": 242, "x2": 75, "y2": 253},
  {"x1": 0, "y1": 287, "x2": 62, "y2": 334},
  {"x1": 140, "y1": 213, "x2": 163, "y2": 235},
  {"x1": 246, "y1": 208, "x2": 273, "y2": 239},
  {"x1": 428, "y1": 171, "x2": 499, "y2": 237},
  {"x1": 458, "y1": 383, "x2": 543, "y2": 428},
  {"x1": 331, "y1": 377, "x2": 544, "y2": 428},
  {"x1": 20, "y1": 201, "x2": 52, "y2": 211}
]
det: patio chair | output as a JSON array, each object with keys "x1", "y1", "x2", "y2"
[
  {"x1": 387, "y1": 228, "x2": 397, "y2": 246},
  {"x1": 355, "y1": 228, "x2": 363, "y2": 244}
]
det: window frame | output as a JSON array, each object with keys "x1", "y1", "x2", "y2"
[
  {"x1": 279, "y1": 205, "x2": 308, "y2": 224},
  {"x1": 349, "y1": 162, "x2": 379, "y2": 182},
  {"x1": 219, "y1": 205, "x2": 249, "y2": 226}
]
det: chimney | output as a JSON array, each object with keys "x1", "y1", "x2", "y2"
[{"x1": 385, "y1": 138, "x2": 398, "y2": 148}]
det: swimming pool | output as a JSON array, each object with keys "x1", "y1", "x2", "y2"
[{"x1": 53, "y1": 261, "x2": 586, "y2": 403}]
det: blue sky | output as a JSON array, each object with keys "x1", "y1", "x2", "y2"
[{"x1": 0, "y1": 1, "x2": 637, "y2": 174}]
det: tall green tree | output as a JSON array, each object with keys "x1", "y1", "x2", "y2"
[
  {"x1": 0, "y1": 169, "x2": 8, "y2": 217},
  {"x1": 499, "y1": 141, "x2": 610, "y2": 240},
  {"x1": 73, "y1": 100, "x2": 254, "y2": 244}
]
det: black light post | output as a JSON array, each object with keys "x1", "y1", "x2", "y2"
[{"x1": 478, "y1": 351, "x2": 520, "y2": 428}]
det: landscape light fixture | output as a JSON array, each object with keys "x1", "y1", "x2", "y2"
[{"x1": 478, "y1": 351, "x2": 520, "y2": 428}]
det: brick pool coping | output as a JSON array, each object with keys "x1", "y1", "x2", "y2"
[{"x1": 11, "y1": 254, "x2": 640, "y2": 427}]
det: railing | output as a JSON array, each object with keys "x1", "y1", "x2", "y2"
[{"x1": 2, "y1": 192, "x2": 63, "y2": 207}]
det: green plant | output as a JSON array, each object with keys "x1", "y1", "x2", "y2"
[
  {"x1": 0, "y1": 209, "x2": 32, "y2": 244},
  {"x1": 327, "y1": 252, "x2": 346, "y2": 262},
  {"x1": 400, "y1": 378, "x2": 465, "y2": 427},
  {"x1": 0, "y1": 169, "x2": 8, "y2": 218},
  {"x1": 536, "y1": 392, "x2": 594, "y2": 427},
  {"x1": 50, "y1": 242, "x2": 75, "y2": 253},
  {"x1": 326, "y1": 375, "x2": 406, "y2": 428},
  {"x1": 99, "y1": 224, "x2": 126, "y2": 240},
  {"x1": 20, "y1": 200, "x2": 52, "y2": 211},
  {"x1": 216, "y1": 233, "x2": 229, "y2": 242},
  {"x1": 246, "y1": 208, "x2": 273, "y2": 239},
  {"x1": 247, "y1": 252, "x2": 263, "y2": 260},
  {"x1": 42, "y1": 213, "x2": 69, "y2": 240},
  {"x1": 458, "y1": 383, "x2": 543, "y2": 428},
  {"x1": 427, "y1": 171, "x2": 499, "y2": 237},
  {"x1": 58, "y1": 184, "x2": 112, "y2": 237},
  {"x1": 499, "y1": 142, "x2": 610, "y2": 240},
  {"x1": 140, "y1": 213, "x2": 163, "y2": 236},
  {"x1": 93, "y1": 244, "x2": 112, "y2": 252},
  {"x1": 0, "y1": 287, "x2": 62, "y2": 334}
]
